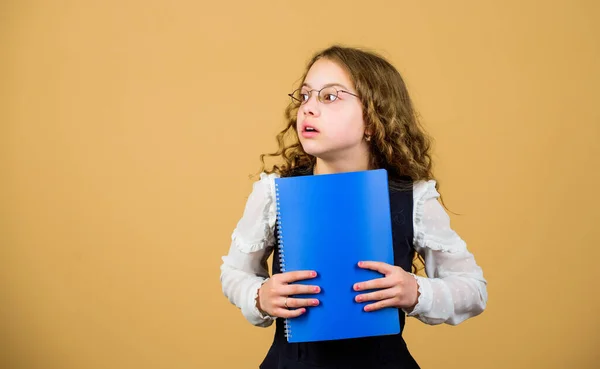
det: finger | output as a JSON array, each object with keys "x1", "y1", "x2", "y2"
[
  {"x1": 285, "y1": 297, "x2": 320, "y2": 309},
  {"x1": 357, "y1": 261, "x2": 393, "y2": 275},
  {"x1": 276, "y1": 307, "x2": 307, "y2": 319},
  {"x1": 280, "y1": 270, "x2": 317, "y2": 283},
  {"x1": 353, "y1": 277, "x2": 394, "y2": 291},
  {"x1": 364, "y1": 298, "x2": 397, "y2": 312},
  {"x1": 282, "y1": 284, "x2": 321, "y2": 296},
  {"x1": 355, "y1": 287, "x2": 398, "y2": 303}
]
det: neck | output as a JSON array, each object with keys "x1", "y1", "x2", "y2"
[{"x1": 313, "y1": 150, "x2": 372, "y2": 175}]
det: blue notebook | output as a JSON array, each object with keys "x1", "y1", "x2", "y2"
[{"x1": 274, "y1": 169, "x2": 400, "y2": 343}]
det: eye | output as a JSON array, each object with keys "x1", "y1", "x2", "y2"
[
  {"x1": 290, "y1": 89, "x2": 309, "y2": 104},
  {"x1": 322, "y1": 93, "x2": 337, "y2": 102},
  {"x1": 320, "y1": 86, "x2": 339, "y2": 103}
]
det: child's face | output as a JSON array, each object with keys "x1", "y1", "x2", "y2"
[{"x1": 296, "y1": 58, "x2": 367, "y2": 162}]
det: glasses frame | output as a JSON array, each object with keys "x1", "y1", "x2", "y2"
[{"x1": 288, "y1": 86, "x2": 359, "y2": 106}]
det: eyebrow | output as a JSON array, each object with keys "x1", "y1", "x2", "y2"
[{"x1": 301, "y1": 82, "x2": 352, "y2": 91}]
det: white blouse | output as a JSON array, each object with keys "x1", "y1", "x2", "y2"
[{"x1": 219, "y1": 173, "x2": 488, "y2": 328}]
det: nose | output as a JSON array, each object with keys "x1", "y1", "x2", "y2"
[{"x1": 301, "y1": 92, "x2": 321, "y2": 117}]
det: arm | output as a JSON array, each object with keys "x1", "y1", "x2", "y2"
[
  {"x1": 219, "y1": 173, "x2": 278, "y2": 327},
  {"x1": 403, "y1": 180, "x2": 488, "y2": 325}
]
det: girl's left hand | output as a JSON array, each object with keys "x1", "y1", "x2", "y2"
[{"x1": 354, "y1": 261, "x2": 419, "y2": 312}]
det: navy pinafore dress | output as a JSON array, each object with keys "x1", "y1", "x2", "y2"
[{"x1": 259, "y1": 168, "x2": 421, "y2": 369}]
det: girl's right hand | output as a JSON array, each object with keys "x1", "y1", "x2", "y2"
[{"x1": 257, "y1": 270, "x2": 321, "y2": 318}]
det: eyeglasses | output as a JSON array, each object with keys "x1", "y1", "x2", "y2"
[{"x1": 288, "y1": 86, "x2": 359, "y2": 106}]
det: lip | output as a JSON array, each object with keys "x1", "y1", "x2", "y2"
[
  {"x1": 301, "y1": 130, "x2": 319, "y2": 138},
  {"x1": 300, "y1": 121, "x2": 320, "y2": 138}
]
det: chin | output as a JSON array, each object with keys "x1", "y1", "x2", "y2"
[
  {"x1": 304, "y1": 148, "x2": 338, "y2": 163},
  {"x1": 300, "y1": 141, "x2": 326, "y2": 157}
]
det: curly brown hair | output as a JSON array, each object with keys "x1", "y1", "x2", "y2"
[{"x1": 259, "y1": 45, "x2": 441, "y2": 274}]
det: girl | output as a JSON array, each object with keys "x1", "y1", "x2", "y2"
[{"x1": 220, "y1": 45, "x2": 487, "y2": 369}]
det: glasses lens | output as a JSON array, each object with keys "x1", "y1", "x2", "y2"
[
  {"x1": 319, "y1": 87, "x2": 338, "y2": 104},
  {"x1": 290, "y1": 89, "x2": 307, "y2": 105}
]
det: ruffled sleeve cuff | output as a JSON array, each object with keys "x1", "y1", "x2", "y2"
[
  {"x1": 244, "y1": 278, "x2": 276, "y2": 327},
  {"x1": 403, "y1": 274, "x2": 433, "y2": 317}
]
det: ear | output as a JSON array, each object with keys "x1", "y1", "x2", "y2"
[{"x1": 364, "y1": 128, "x2": 372, "y2": 142}]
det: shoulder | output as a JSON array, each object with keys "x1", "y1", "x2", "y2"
[
  {"x1": 255, "y1": 172, "x2": 280, "y2": 195},
  {"x1": 231, "y1": 172, "x2": 281, "y2": 253},
  {"x1": 249, "y1": 172, "x2": 281, "y2": 216},
  {"x1": 241, "y1": 172, "x2": 281, "y2": 212},
  {"x1": 412, "y1": 179, "x2": 439, "y2": 203}
]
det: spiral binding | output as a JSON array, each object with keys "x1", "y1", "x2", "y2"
[{"x1": 275, "y1": 182, "x2": 292, "y2": 340}]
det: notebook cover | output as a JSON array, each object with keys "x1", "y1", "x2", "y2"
[{"x1": 274, "y1": 169, "x2": 400, "y2": 343}]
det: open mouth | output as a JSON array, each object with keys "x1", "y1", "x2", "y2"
[{"x1": 304, "y1": 126, "x2": 319, "y2": 133}]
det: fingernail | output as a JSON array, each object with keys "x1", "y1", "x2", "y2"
[
  {"x1": 312, "y1": 300, "x2": 318, "y2": 305},
  {"x1": 311, "y1": 271, "x2": 317, "y2": 277},
  {"x1": 358, "y1": 261, "x2": 363, "y2": 266},
  {"x1": 364, "y1": 306, "x2": 371, "y2": 312},
  {"x1": 314, "y1": 287, "x2": 320, "y2": 292},
  {"x1": 354, "y1": 283, "x2": 361, "y2": 290},
  {"x1": 356, "y1": 296, "x2": 362, "y2": 302}
]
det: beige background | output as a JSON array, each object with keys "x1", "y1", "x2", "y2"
[{"x1": 2, "y1": 1, "x2": 599, "y2": 368}]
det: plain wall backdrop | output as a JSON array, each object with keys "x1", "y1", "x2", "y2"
[{"x1": 2, "y1": 1, "x2": 599, "y2": 368}]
